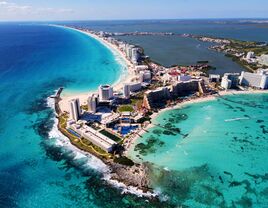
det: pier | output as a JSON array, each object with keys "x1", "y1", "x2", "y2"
[{"x1": 52, "y1": 87, "x2": 63, "y2": 115}]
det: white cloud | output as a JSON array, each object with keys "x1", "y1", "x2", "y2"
[{"x1": 0, "y1": 1, "x2": 74, "y2": 20}]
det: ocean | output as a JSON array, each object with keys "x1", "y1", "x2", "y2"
[
  {"x1": 0, "y1": 20, "x2": 268, "y2": 207},
  {"x1": 0, "y1": 24, "x2": 165, "y2": 208},
  {"x1": 128, "y1": 93, "x2": 268, "y2": 207}
]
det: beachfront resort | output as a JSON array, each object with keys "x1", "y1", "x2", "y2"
[{"x1": 54, "y1": 26, "x2": 268, "y2": 163}]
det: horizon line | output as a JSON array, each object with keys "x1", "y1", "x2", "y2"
[{"x1": 1, "y1": 17, "x2": 268, "y2": 23}]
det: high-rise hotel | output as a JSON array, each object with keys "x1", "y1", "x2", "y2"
[
  {"x1": 69, "y1": 98, "x2": 81, "y2": 121},
  {"x1": 98, "y1": 85, "x2": 113, "y2": 101}
]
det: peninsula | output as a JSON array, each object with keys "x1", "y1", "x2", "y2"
[{"x1": 52, "y1": 25, "x2": 268, "y2": 195}]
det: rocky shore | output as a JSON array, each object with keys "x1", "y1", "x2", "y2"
[
  {"x1": 108, "y1": 162, "x2": 152, "y2": 192},
  {"x1": 52, "y1": 89, "x2": 153, "y2": 195}
]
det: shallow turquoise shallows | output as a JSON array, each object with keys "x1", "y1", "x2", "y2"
[{"x1": 128, "y1": 93, "x2": 268, "y2": 207}]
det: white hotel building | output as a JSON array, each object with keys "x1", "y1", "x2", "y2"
[
  {"x1": 98, "y1": 85, "x2": 113, "y2": 101},
  {"x1": 239, "y1": 70, "x2": 268, "y2": 89},
  {"x1": 69, "y1": 98, "x2": 81, "y2": 121}
]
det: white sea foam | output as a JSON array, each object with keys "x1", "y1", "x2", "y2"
[
  {"x1": 46, "y1": 96, "x2": 158, "y2": 198},
  {"x1": 103, "y1": 174, "x2": 158, "y2": 198}
]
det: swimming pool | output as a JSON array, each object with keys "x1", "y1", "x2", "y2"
[{"x1": 113, "y1": 125, "x2": 139, "y2": 135}]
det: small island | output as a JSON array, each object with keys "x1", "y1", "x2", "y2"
[{"x1": 52, "y1": 25, "x2": 268, "y2": 196}]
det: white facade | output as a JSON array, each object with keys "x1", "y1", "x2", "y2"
[
  {"x1": 131, "y1": 47, "x2": 140, "y2": 64},
  {"x1": 239, "y1": 71, "x2": 268, "y2": 89},
  {"x1": 209, "y1": 74, "x2": 221, "y2": 82},
  {"x1": 221, "y1": 76, "x2": 232, "y2": 90},
  {"x1": 246, "y1": 51, "x2": 255, "y2": 60},
  {"x1": 127, "y1": 82, "x2": 142, "y2": 92},
  {"x1": 123, "y1": 83, "x2": 131, "y2": 98},
  {"x1": 139, "y1": 70, "x2": 151, "y2": 82},
  {"x1": 70, "y1": 125, "x2": 117, "y2": 153},
  {"x1": 87, "y1": 94, "x2": 98, "y2": 113},
  {"x1": 98, "y1": 85, "x2": 113, "y2": 101},
  {"x1": 69, "y1": 98, "x2": 81, "y2": 121},
  {"x1": 134, "y1": 65, "x2": 149, "y2": 74}
]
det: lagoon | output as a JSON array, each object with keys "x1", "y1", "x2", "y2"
[{"x1": 128, "y1": 93, "x2": 268, "y2": 207}]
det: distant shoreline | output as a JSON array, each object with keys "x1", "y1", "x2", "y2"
[{"x1": 50, "y1": 24, "x2": 136, "y2": 113}]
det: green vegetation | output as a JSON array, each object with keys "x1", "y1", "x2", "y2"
[
  {"x1": 225, "y1": 54, "x2": 257, "y2": 72},
  {"x1": 113, "y1": 156, "x2": 134, "y2": 166},
  {"x1": 58, "y1": 114, "x2": 111, "y2": 159},
  {"x1": 99, "y1": 129, "x2": 122, "y2": 142},
  {"x1": 118, "y1": 105, "x2": 134, "y2": 112},
  {"x1": 228, "y1": 39, "x2": 268, "y2": 56}
]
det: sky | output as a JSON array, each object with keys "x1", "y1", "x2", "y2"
[{"x1": 0, "y1": 0, "x2": 268, "y2": 21}]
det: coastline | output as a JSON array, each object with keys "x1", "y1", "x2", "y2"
[
  {"x1": 47, "y1": 97, "x2": 156, "y2": 198},
  {"x1": 125, "y1": 89, "x2": 268, "y2": 156},
  {"x1": 47, "y1": 26, "x2": 156, "y2": 196},
  {"x1": 52, "y1": 25, "x2": 137, "y2": 112}
]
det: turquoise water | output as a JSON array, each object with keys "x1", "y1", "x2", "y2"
[
  {"x1": 128, "y1": 94, "x2": 268, "y2": 207},
  {"x1": 0, "y1": 24, "x2": 173, "y2": 208},
  {"x1": 2, "y1": 21, "x2": 268, "y2": 208}
]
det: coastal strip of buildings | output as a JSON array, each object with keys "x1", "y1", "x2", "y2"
[{"x1": 61, "y1": 27, "x2": 268, "y2": 155}]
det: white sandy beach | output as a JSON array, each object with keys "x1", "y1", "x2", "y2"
[
  {"x1": 125, "y1": 89, "x2": 268, "y2": 154},
  {"x1": 54, "y1": 25, "x2": 137, "y2": 112}
]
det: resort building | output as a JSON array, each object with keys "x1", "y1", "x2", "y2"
[
  {"x1": 88, "y1": 94, "x2": 98, "y2": 113},
  {"x1": 143, "y1": 87, "x2": 171, "y2": 110},
  {"x1": 239, "y1": 70, "x2": 268, "y2": 89},
  {"x1": 98, "y1": 85, "x2": 114, "y2": 101},
  {"x1": 131, "y1": 47, "x2": 140, "y2": 64},
  {"x1": 123, "y1": 83, "x2": 131, "y2": 99},
  {"x1": 209, "y1": 74, "x2": 221, "y2": 83},
  {"x1": 221, "y1": 76, "x2": 232, "y2": 90},
  {"x1": 171, "y1": 80, "x2": 204, "y2": 97},
  {"x1": 134, "y1": 65, "x2": 149, "y2": 74},
  {"x1": 128, "y1": 82, "x2": 142, "y2": 92},
  {"x1": 221, "y1": 73, "x2": 240, "y2": 89},
  {"x1": 69, "y1": 124, "x2": 117, "y2": 153},
  {"x1": 139, "y1": 70, "x2": 151, "y2": 82},
  {"x1": 69, "y1": 98, "x2": 81, "y2": 121}
]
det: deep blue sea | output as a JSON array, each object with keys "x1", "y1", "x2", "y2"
[
  {"x1": 1, "y1": 20, "x2": 268, "y2": 208},
  {"x1": 0, "y1": 24, "x2": 165, "y2": 208}
]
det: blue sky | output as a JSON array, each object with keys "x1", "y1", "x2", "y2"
[{"x1": 0, "y1": 0, "x2": 268, "y2": 21}]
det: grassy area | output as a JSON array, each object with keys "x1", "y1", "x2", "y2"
[
  {"x1": 118, "y1": 105, "x2": 134, "y2": 112},
  {"x1": 58, "y1": 115, "x2": 111, "y2": 159},
  {"x1": 228, "y1": 39, "x2": 268, "y2": 56},
  {"x1": 99, "y1": 129, "x2": 122, "y2": 142}
]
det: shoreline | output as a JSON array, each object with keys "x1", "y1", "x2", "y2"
[
  {"x1": 125, "y1": 90, "x2": 268, "y2": 156},
  {"x1": 47, "y1": 96, "x2": 156, "y2": 198},
  {"x1": 52, "y1": 25, "x2": 137, "y2": 112}
]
